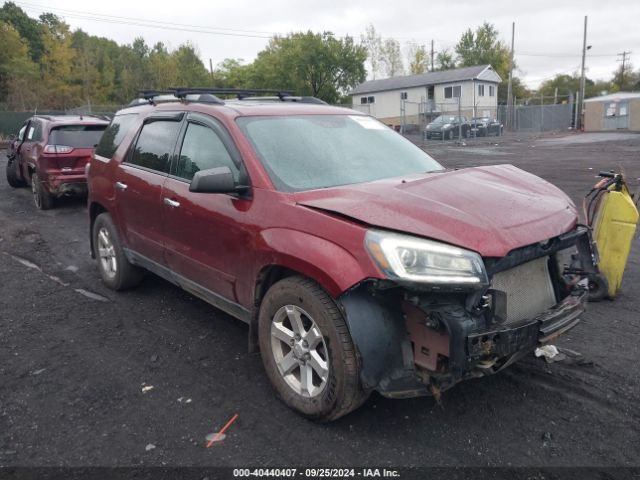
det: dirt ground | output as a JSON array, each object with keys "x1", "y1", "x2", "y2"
[{"x1": 0, "y1": 131, "x2": 638, "y2": 468}]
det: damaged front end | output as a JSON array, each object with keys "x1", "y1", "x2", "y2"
[{"x1": 338, "y1": 226, "x2": 595, "y2": 398}]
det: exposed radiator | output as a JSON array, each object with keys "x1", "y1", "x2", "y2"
[{"x1": 491, "y1": 256, "x2": 557, "y2": 324}]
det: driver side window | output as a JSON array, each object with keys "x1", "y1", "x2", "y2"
[{"x1": 176, "y1": 122, "x2": 239, "y2": 182}]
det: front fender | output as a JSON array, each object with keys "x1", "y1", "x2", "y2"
[{"x1": 258, "y1": 228, "x2": 371, "y2": 298}]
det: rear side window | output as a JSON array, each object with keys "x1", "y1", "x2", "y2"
[
  {"x1": 95, "y1": 113, "x2": 138, "y2": 159},
  {"x1": 128, "y1": 121, "x2": 181, "y2": 174},
  {"x1": 176, "y1": 123, "x2": 239, "y2": 181},
  {"x1": 49, "y1": 125, "x2": 107, "y2": 148}
]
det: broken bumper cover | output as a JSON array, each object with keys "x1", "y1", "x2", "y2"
[
  {"x1": 340, "y1": 285, "x2": 587, "y2": 400},
  {"x1": 466, "y1": 291, "x2": 585, "y2": 362},
  {"x1": 46, "y1": 174, "x2": 88, "y2": 197}
]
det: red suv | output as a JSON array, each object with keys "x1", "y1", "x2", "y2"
[
  {"x1": 6, "y1": 115, "x2": 109, "y2": 209},
  {"x1": 87, "y1": 89, "x2": 595, "y2": 421}
]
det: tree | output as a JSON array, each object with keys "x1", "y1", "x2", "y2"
[
  {"x1": 361, "y1": 24, "x2": 382, "y2": 79},
  {"x1": 455, "y1": 22, "x2": 511, "y2": 78},
  {"x1": 0, "y1": 21, "x2": 38, "y2": 109},
  {"x1": 612, "y1": 62, "x2": 639, "y2": 91},
  {"x1": 174, "y1": 43, "x2": 210, "y2": 87},
  {"x1": 379, "y1": 38, "x2": 404, "y2": 77},
  {"x1": 435, "y1": 48, "x2": 456, "y2": 71},
  {"x1": 406, "y1": 43, "x2": 428, "y2": 75},
  {"x1": 213, "y1": 58, "x2": 250, "y2": 88},
  {"x1": 0, "y1": 2, "x2": 45, "y2": 61},
  {"x1": 248, "y1": 31, "x2": 367, "y2": 103}
]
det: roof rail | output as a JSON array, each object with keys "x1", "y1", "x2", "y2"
[
  {"x1": 239, "y1": 95, "x2": 327, "y2": 105},
  {"x1": 127, "y1": 87, "x2": 325, "y2": 107}
]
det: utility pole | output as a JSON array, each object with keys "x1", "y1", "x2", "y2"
[
  {"x1": 430, "y1": 39, "x2": 434, "y2": 71},
  {"x1": 578, "y1": 15, "x2": 588, "y2": 130},
  {"x1": 554, "y1": 87, "x2": 558, "y2": 105},
  {"x1": 617, "y1": 51, "x2": 631, "y2": 89},
  {"x1": 506, "y1": 22, "x2": 515, "y2": 130},
  {"x1": 209, "y1": 58, "x2": 214, "y2": 84}
]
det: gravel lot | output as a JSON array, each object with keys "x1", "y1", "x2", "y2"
[{"x1": 0, "y1": 132, "x2": 639, "y2": 468}]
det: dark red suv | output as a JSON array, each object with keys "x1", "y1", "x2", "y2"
[
  {"x1": 6, "y1": 115, "x2": 108, "y2": 209},
  {"x1": 87, "y1": 89, "x2": 595, "y2": 421}
]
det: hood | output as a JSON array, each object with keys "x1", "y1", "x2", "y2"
[{"x1": 294, "y1": 164, "x2": 577, "y2": 258}]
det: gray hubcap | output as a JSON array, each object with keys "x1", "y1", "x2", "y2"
[
  {"x1": 97, "y1": 227, "x2": 117, "y2": 279},
  {"x1": 270, "y1": 305, "x2": 329, "y2": 398}
]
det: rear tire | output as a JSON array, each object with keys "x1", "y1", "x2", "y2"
[
  {"x1": 31, "y1": 172, "x2": 54, "y2": 210},
  {"x1": 258, "y1": 276, "x2": 368, "y2": 422},
  {"x1": 6, "y1": 156, "x2": 26, "y2": 188},
  {"x1": 92, "y1": 212, "x2": 144, "y2": 291}
]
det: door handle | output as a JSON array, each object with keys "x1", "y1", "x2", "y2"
[
  {"x1": 163, "y1": 197, "x2": 180, "y2": 208},
  {"x1": 115, "y1": 181, "x2": 128, "y2": 191}
]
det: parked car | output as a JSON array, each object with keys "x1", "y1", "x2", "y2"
[
  {"x1": 424, "y1": 115, "x2": 470, "y2": 140},
  {"x1": 87, "y1": 89, "x2": 594, "y2": 421},
  {"x1": 470, "y1": 117, "x2": 503, "y2": 137},
  {"x1": 6, "y1": 115, "x2": 109, "y2": 209}
]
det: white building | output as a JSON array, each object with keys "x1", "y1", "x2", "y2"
[{"x1": 350, "y1": 65, "x2": 502, "y2": 128}]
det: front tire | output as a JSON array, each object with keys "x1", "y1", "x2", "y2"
[
  {"x1": 31, "y1": 172, "x2": 54, "y2": 210},
  {"x1": 5, "y1": 156, "x2": 26, "y2": 188},
  {"x1": 92, "y1": 213, "x2": 144, "y2": 290},
  {"x1": 258, "y1": 276, "x2": 367, "y2": 421}
]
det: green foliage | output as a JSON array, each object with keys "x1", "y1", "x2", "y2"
[
  {"x1": 0, "y1": 2, "x2": 45, "y2": 61},
  {"x1": 435, "y1": 48, "x2": 456, "y2": 71},
  {"x1": 246, "y1": 31, "x2": 366, "y2": 104}
]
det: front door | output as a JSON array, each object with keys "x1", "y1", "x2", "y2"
[
  {"x1": 162, "y1": 112, "x2": 252, "y2": 304},
  {"x1": 114, "y1": 114, "x2": 183, "y2": 265}
]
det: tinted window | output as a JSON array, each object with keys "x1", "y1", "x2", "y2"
[
  {"x1": 49, "y1": 125, "x2": 107, "y2": 148},
  {"x1": 128, "y1": 121, "x2": 181, "y2": 174},
  {"x1": 176, "y1": 123, "x2": 238, "y2": 181},
  {"x1": 95, "y1": 113, "x2": 138, "y2": 159},
  {"x1": 238, "y1": 115, "x2": 442, "y2": 192}
]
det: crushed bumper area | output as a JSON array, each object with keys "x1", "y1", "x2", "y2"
[{"x1": 466, "y1": 291, "x2": 585, "y2": 361}]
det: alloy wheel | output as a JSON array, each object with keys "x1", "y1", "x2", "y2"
[
  {"x1": 270, "y1": 304, "x2": 329, "y2": 398},
  {"x1": 97, "y1": 227, "x2": 118, "y2": 280}
]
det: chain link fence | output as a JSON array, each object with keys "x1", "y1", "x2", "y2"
[{"x1": 0, "y1": 104, "x2": 123, "y2": 138}]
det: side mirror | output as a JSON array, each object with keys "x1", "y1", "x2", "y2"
[{"x1": 189, "y1": 166, "x2": 249, "y2": 194}]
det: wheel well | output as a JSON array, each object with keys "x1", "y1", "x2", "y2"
[
  {"x1": 89, "y1": 202, "x2": 108, "y2": 258},
  {"x1": 248, "y1": 265, "x2": 302, "y2": 353}
]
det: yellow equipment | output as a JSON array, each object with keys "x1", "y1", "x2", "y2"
[{"x1": 584, "y1": 172, "x2": 639, "y2": 300}]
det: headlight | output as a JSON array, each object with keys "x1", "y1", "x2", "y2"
[
  {"x1": 365, "y1": 230, "x2": 488, "y2": 289},
  {"x1": 426, "y1": 125, "x2": 432, "y2": 130},
  {"x1": 442, "y1": 123, "x2": 452, "y2": 128}
]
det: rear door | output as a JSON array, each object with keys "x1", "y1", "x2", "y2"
[
  {"x1": 161, "y1": 112, "x2": 252, "y2": 304},
  {"x1": 113, "y1": 113, "x2": 183, "y2": 265}
]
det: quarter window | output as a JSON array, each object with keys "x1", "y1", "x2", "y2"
[
  {"x1": 27, "y1": 125, "x2": 35, "y2": 140},
  {"x1": 17, "y1": 125, "x2": 26, "y2": 141},
  {"x1": 95, "y1": 113, "x2": 138, "y2": 159},
  {"x1": 128, "y1": 120, "x2": 181, "y2": 174},
  {"x1": 176, "y1": 123, "x2": 239, "y2": 181}
]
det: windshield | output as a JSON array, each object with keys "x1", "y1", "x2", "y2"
[
  {"x1": 237, "y1": 115, "x2": 443, "y2": 192},
  {"x1": 432, "y1": 116, "x2": 456, "y2": 124},
  {"x1": 49, "y1": 124, "x2": 107, "y2": 148}
]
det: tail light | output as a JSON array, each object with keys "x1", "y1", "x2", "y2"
[{"x1": 44, "y1": 145, "x2": 74, "y2": 154}]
